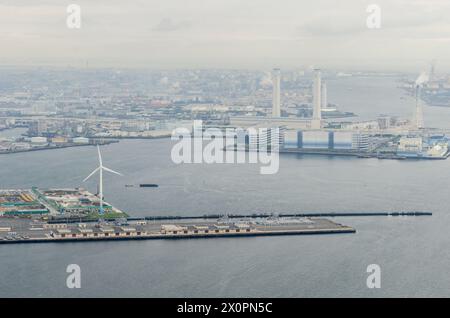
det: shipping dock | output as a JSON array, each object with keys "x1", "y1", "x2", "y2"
[
  {"x1": 0, "y1": 217, "x2": 355, "y2": 244},
  {"x1": 0, "y1": 187, "x2": 433, "y2": 244}
]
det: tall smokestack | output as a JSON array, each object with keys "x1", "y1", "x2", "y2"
[
  {"x1": 413, "y1": 72, "x2": 428, "y2": 129},
  {"x1": 321, "y1": 82, "x2": 328, "y2": 109},
  {"x1": 415, "y1": 85, "x2": 424, "y2": 129},
  {"x1": 272, "y1": 68, "x2": 281, "y2": 117},
  {"x1": 430, "y1": 59, "x2": 436, "y2": 82},
  {"x1": 312, "y1": 69, "x2": 322, "y2": 129}
]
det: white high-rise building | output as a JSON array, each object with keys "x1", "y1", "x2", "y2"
[
  {"x1": 312, "y1": 69, "x2": 322, "y2": 129},
  {"x1": 272, "y1": 68, "x2": 281, "y2": 117}
]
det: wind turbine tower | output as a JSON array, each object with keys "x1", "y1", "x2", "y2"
[{"x1": 83, "y1": 145, "x2": 122, "y2": 214}]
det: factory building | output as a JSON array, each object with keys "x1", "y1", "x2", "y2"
[
  {"x1": 283, "y1": 130, "x2": 369, "y2": 151},
  {"x1": 397, "y1": 135, "x2": 449, "y2": 158},
  {"x1": 398, "y1": 136, "x2": 423, "y2": 153}
]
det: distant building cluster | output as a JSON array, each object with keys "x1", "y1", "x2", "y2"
[{"x1": 0, "y1": 67, "x2": 449, "y2": 160}]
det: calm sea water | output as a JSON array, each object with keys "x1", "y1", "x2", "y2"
[{"x1": 1, "y1": 76, "x2": 450, "y2": 297}]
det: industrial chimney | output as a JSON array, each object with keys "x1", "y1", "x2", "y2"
[
  {"x1": 272, "y1": 68, "x2": 281, "y2": 117},
  {"x1": 413, "y1": 72, "x2": 428, "y2": 130},
  {"x1": 321, "y1": 82, "x2": 328, "y2": 109},
  {"x1": 312, "y1": 69, "x2": 322, "y2": 129},
  {"x1": 415, "y1": 85, "x2": 424, "y2": 129}
]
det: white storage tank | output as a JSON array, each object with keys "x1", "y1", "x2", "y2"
[
  {"x1": 30, "y1": 136, "x2": 48, "y2": 144},
  {"x1": 72, "y1": 137, "x2": 90, "y2": 144}
]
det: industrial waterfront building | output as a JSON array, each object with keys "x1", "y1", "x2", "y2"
[
  {"x1": 33, "y1": 188, "x2": 115, "y2": 215},
  {"x1": 235, "y1": 126, "x2": 370, "y2": 153},
  {"x1": 0, "y1": 190, "x2": 48, "y2": 216},
  {"x1": 396, "y1": 135, "x2": 449, "y2": 159},
  {"x1": 0, "y1": 187, "x2": 127, "y2": 218},
  {"x1": 283, "y1": 130, "x2": 369, "y2": 151}
]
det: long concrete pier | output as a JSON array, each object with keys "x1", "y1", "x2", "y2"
[
  {"x1": 128, "y1": 211, "x2": 432, "y2": 222},
  {"x1": 0, "y1": 217, "x2": 355, "y2": 244},
  {"x1": 46, "y1": 211, "x2": 432, "y2": 224},
  {"x1": 0, "y1": 211, "x2": 432, "y2": 244}
]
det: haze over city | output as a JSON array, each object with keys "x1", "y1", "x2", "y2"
[{"x1": 1, "y1": 0, "x2": 450, "y2": 71}]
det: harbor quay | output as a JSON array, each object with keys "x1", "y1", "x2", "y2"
[
  {"x1": 0, "y1": 187, "x2": 357, "y2": 244},
  {"x1": 0, "y1": 187, "x2": 432, "y2": 244},
  {"x1": 0, "y1": 216, "x2": 356, "y2": 244}
]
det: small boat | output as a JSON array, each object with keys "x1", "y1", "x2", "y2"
[{"x1": 139, "y1": 184, "x2": 159, "y2": 188}]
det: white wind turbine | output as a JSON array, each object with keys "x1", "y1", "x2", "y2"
[{"x1": 83, "y1": 145, "x2": 122, "y2": 214}]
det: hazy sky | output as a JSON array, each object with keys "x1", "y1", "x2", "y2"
[{"x1": 1, "y1": 0, "x2": 450, "y2": 71}]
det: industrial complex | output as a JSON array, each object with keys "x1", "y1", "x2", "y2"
[
  {"x1": 0, "y1": 188, "x2": 126, "y2": 218},
  {"x1": 226, "y1": 68, "x2": 450, "y2": 160},
  {"x1": 0, "y1": 190, "x2": 48, "y2": 216}
]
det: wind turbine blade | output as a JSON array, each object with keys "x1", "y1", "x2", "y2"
[
  {"x1": 97, "y1": 145, "x2": 103, "y2": 167},
  {"x1": 83, "y1": 167, "x2": 100, "y2": 182},
  {"x1": 102, "y1": 166, "x2": 123, "y2": 176}
]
